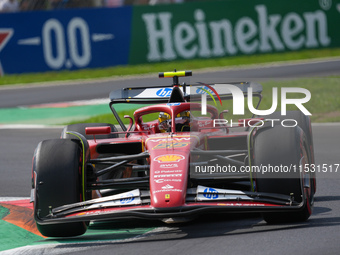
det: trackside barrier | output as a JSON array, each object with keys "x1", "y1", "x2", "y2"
[
  {"x1": 130, "y1": 0, "x2": 340, "y2": 64},
  {"x1": 0, "y1": 7, "x2": 132, "y2": 75},
  {"x1": 0, "y1": 0, "x2": 340, "y2": 75}
]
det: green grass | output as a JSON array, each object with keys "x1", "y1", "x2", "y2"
[
  {"x1": 2, "y1": 48, "x2": 340, "y2": 86},
  {"x1": 260, "y1": 77, "x2": 340, "y2": 123},
  {"x1": 71, "y1": 77, "x2": 340, "y2": 124}
]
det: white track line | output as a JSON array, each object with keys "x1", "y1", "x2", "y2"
[
  {"x1": 23, "y1": 98, "x2": 109, "y2": 108},
  {"x1": 0, "y1": 197, "x2": 29, "y2": 202},
  {"x1": 0, "y1": 125, "x2": 63, "y2": 129},
  {"x1": 312, "y1": 122, "x2": 340, "y2": 127}
]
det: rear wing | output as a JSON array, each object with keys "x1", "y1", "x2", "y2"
[
  {"x1": 109, "y1": 82, "x2": 263, "y2": 103},
  {"x1": 108, "y1": 70, "x2": 263, "y2": 131}
]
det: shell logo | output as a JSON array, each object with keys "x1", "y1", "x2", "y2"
[{"x1": 154, "y1": 154, "x2": 185, "y2": 163}]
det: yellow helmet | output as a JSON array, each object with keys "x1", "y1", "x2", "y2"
[
  {"x1": 158, "y1": 112, "x2": 170, "y2": 124},
  {"x1": 158, "y1": 111, "x2": 190, "y2": 132},
  {"x1": 158, "y1": 112, "x2": 170, "y2": 132},
  {"x1": 177, "y1": 111, "x2": 190, "y2": 118}
]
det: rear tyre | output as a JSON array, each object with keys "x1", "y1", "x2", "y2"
[
  {"x1": 253, "y1": 125, "x2": 314, "y2": 224},
  {"x1": 61, "y1": 123, "x2": 118, "y2": 140},
  {"x1": 33, "y1": 139, "x2": 87, "y2": 237}
]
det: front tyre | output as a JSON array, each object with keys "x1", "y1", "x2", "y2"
[
  {"x1": 253, "y1": 125, "x2": 314, "y2": 224},
  {"x1": 32, "y1": 139, "x2": 87, "y2": 237},
  {"x1": 262, "y1": 110, "x2": 316, "y2": 192}
]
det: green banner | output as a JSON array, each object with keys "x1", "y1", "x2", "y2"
[{"x1": 130, "y1": 0, "x2": 340, "y2": 64}]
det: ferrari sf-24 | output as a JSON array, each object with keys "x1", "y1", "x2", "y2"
[{"x1": 31, "y1": 70, "x2": 315, "y2": 237}]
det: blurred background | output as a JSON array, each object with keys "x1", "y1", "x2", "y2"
[{"x1": 1, "y1": 0, "x2": 194, "y2": 11}]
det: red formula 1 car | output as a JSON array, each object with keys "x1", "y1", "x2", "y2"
[{"x1": 31, "y1": 71, "x2": 316, "y2": 237}]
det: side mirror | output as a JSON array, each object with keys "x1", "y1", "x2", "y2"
[
  {"x1": 124, "y1": 115, "x2": 134, "y2": 138},
  {"x1": 219, "y1": 110, "x2": 229, "y2": 119},
  {"x1": 85, "y1": 126, "x2": 111, "y2": 142},
  {"x1": 85, "y1": 126, "x2": 111, "y2": 135}
]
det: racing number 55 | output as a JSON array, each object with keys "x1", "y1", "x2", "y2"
[{"x1": 42, "y1": 18, "x2": 91, "y2": 70}]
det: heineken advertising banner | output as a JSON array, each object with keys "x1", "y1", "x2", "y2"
[
  {"x1": 0, "y1": 0, "x2": 340, "y2": 74},
  {"x1": 130, "y1": 0, "x2": 340, "y2": 64},
  {"x1": 0, "y1": 7, "x2": 132, "y2": 75}
]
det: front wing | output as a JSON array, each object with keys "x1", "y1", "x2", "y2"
[{"x1": 35, "y1": 186, "x2": 306, "y2": 225}]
